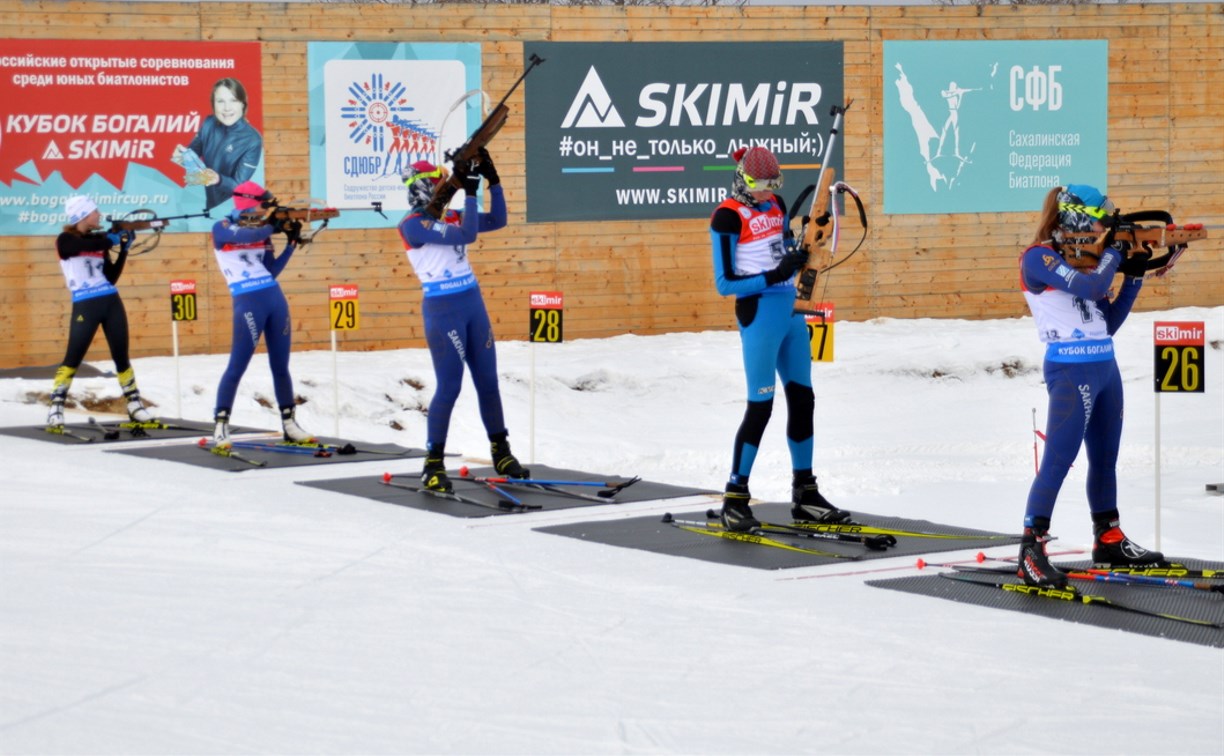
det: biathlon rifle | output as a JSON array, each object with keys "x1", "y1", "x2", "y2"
[
  {"x1": 105, "y1": 208, "x2": 210, "y2": 256},
  {"x1": 239, "y1": 199, "x2": 387, "y2": 246},
  {"x1": 422, "y1": 53, "x2": 546, "y2": 220},
  {"x1": 788, "y1": 100, "x2": 868, "y2": 315},
  {"x1": 1058, "y1": 209, "x2": 1211, "y2": 277}
]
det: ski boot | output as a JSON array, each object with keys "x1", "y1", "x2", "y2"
[
  {"x1": 119, "y1": 368, "x2": 155, "y2": 423},
  {"x1": 46, "y1": 367, "x2": 72, "y2": 430},
  {"x1": 126, "y1": 399, "x2": 154, "y2": 424},
  {"x1": 281, "y1": 406, "x2": 316, "y2": 444},
  {"x1": 46, "y1": 399, "x2": 65, "y2": 431},
  {"x1": 213, "y1": 410, "x2": 232, "y2": 450},
  {"x1": 421, "y1": 447, "x2": 453, "y2": 493},
  {"x1": 791, "y1": 477, "x2": 852, "y2": 524},
  {"x1": 1016, "y1": 520, "x2": 1067, "y2": 588},
  {"x1": 1092, "y1": 511, "x2": 1166, "y2": 568},
  {"x1": 490, "y1": 431, "x2": 529, "y2": 479},
  {"x1": 721, "y1": 483, "x2": 759, "y2": 533}
]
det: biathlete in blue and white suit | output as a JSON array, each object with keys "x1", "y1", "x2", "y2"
[
  {"x1": 1016, "y1": 183, "x2": 1165, "y2": 587},
  {"x1": 397, "y1": 148, "x2": 528, "y2": 494},
  {"x1": 709, "y1": 146, "x2": 851, "y2": 533},
  {"x1": 209, "y1": 181, "x2": 314, "y2": 449}
]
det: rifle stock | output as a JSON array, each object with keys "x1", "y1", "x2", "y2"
[
  {"x1": 422, "y1": 54, "x2": 544, "y2": 220},
  {"x1": 105, "y1": 208, "x2": 210, "y2": 255},
  {"x1": 1062, "y1": 224, "x2": 1208, "y2": 256},
  {"x1": 794, "y1": 100, "x2": 863, "y2": 314},
  {"x1": 110, "y1": 216, "x2": 170, "y2": 233},
  {"x1": 1059, "y1": 220, "x2": 1209, "y2": 276},
  {"x1": 268, "y1": 206, "x2": 341, "y2": 223}
]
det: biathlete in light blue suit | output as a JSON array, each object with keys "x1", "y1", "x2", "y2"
[
  {"x1": 396, "y1": 148, "x2": 528, "y2": 494},
  {"x1": 709, "y1": 146, "x2": 851, "y2": 532}
]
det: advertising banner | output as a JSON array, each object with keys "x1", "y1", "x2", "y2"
[
  {"x1": 307, "y1": 42, "x2": 482, "y2": 228},
  {"x1": 0, "y1": 40, "x2": 263, "y2": 234},
  {"x1": 523, "y1": 42, "x2": 844, "y2": 223},
  {"x1": 883, "y1": 40, "x2": 1107, "y2": 215}
]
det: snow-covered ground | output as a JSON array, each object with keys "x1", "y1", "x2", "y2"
[{"x1": 2, "y1": 307, "x2": 1221, "y2": 754}]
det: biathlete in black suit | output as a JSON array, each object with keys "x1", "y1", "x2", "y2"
[{"x1": 47, "y1": 195, "x2": 154, "y2": 430}]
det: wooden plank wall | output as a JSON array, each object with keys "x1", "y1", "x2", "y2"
[{"x1": 1, "y1": 1, "x2": 1220, "y2": 368}]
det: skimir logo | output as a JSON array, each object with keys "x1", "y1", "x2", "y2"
[
  {"x1": 1155, "y1": 324, "x2": 1203, "y2": 343},
  {"x1": 561, "y1": 67, "x2": 824, "y2": 130},
  {"x1": 561, "y1": 67, "x2": 625, "y2": 128},
  {"x1": 337, "y1": 72, "x2": 435, "y2": 180}
]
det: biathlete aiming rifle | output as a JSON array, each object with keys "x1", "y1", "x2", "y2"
[
  {"x1": 105, "y1": 208, "x2": 211, "y2": 256},
  {"x1": 422, "y1": 53, "x2": 546, "y2": 220},
  {"x1": 787, "y1": 100, "x2": 868, "y2": 315},
  {"x1": 1057, "y1": 209, "x2": 1211, "y2": 278}
]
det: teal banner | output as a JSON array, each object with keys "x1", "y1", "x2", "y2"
[
  {"x1": 883, "y1": 40, "x2": 1108, "y2": 214},
  {"x1": 524, "y1": 42, "x2": 845, "y2": 223},
  {"x1": 307, "y1": 42, "x2": 482, "y2": 228}
]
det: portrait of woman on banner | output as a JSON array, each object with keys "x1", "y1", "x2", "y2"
[{"x1": 173, "y1": 77, "x2": 265, "y2": 212}]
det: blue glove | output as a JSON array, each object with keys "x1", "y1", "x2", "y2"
[{"x1": 106, "y1": 232, "x2": 122, "y2": 247}]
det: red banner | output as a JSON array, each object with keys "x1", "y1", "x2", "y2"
[
  {"x1": 1, "y1": 40, "x2": 262, "y2": 234},
  {"x1": 1, "y1": 40, "x2": 262, "y2": 189}
]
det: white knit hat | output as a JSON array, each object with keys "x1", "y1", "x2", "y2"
[{"x1": 65, "y1": 195, "x2": 98, "y2": 224}]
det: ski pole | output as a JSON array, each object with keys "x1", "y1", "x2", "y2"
[
  {"x1": 1070, "y1": 568, "x2": 1224, "y2": 594},
  {"x1": 1031, "y1": 407, "x2": 1039, "y2": 475},
  {"x1": 457, "y1": 467, "x2": 640, "y2": 495},
  {"x1": 230, "y1": 440, "x2": 332, "y2": 457}
]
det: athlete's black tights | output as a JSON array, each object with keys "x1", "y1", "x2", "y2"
[{"x1": 59, "y1": 293, "x2": 132, "y2": 373}]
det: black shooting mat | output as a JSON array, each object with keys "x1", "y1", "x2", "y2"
[
  {"x1": 534, "y1": 503, "x2": 1021, "y2": 570},
  {"x1": 867, "y1": 561, "x2": 1224, "y2": 648},
  {"x1": 296, "y1": 464, "x2": 713, "y2": 517},
  {"x1": 0, "y1": 363, "x2": 112, "y2": 380},
  {"x1": 0, "y1": 417, "x2": 255, "y2": 446},
  {"x1": 107, "y1": 434, "x2": 425, "y2": 472}
]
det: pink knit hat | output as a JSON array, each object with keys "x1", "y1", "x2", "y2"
[{"x1": 233, "y1": 181, "x2": 271, "y2": 211}]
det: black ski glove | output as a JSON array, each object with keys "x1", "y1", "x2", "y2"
[
  {"x1": 283, "y1": 219, "x2": 303, "y2": 245},
  {"x1": 459, "y1": 168, "x2": 481, "y2": 196},
  {"x1": 1117, "y1": 250, "x2": 1152, "y2": 278},
  {"x1": 763, "y1": 249, "x2": 808, "y2": 285},
  {"x1": 476, "y1": 147, "x2": 500, "y2": 186}
]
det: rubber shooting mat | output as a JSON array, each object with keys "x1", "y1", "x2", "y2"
[
  {"x1": 534, "y1": 503, "x2": 1021, "y2": 570},
  {"x1": 868, "y1": 561, "x2": 1224, "y2": 648},
  {"x1": 297, "y1": 464, "x2": 714, "y2": 517},
  {"x1": 107, "y1": 435, "x2": 425, "y2": 472},
  {"x1": 0, "y1": 417, "x2": 257, "y2": 446},
  {"x1": 0, "y1": 363, "x2": 111, "y2": 380}
]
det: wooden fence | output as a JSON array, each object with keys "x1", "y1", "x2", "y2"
[{"x1": 1, "y1": 1, "x2": 1220, "y2": 368}]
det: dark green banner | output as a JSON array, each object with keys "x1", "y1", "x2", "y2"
[{"x1": 524, "y1": 42, "x2": 844, "y2": 223}]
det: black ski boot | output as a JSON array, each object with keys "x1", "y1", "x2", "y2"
[
  {"x1": 1016, "y1": 519, "x2": 1067, "y2": 588},
  {"x1": 490, "y1": 431, "x2": 529, "y2": 479},
  {"x1": 421, "y1": 446, "x2": 452, "y2": 493},
  {"x1": 1091, "y1": 511, "x2": 1166, "y2": 567},
  {"x1": 721, "y1": 483, "x2": 759, "y2": 533},
  {"x1": 791, "y1": 476, "x2": 852, "y2": 523}
]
